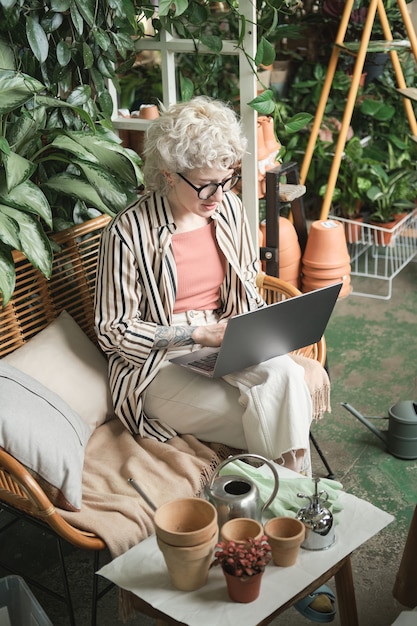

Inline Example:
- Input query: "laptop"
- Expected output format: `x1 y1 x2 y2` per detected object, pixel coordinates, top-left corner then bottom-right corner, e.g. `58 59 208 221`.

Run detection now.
170 282 342 378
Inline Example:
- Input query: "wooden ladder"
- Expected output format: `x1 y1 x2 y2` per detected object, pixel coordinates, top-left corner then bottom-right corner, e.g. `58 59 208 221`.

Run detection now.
298 0 417 221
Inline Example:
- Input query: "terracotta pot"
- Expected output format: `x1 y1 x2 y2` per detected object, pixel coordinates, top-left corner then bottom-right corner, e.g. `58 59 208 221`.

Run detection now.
258 170 266 199
138 104 160 120
258 116 280 154
260 218 302 283
257 121 269 162
258 226 265 248
370 220 396 246
343 216 364 244
157 530 217 591
302 261 352 280
154 497 218 547
220 518 263 544
223 569 263 603
301 271 351 299
370 212 407 246
264 517 305 567
277 218 302 268
279 259 301 289
127 105 159 158
302 220 350 269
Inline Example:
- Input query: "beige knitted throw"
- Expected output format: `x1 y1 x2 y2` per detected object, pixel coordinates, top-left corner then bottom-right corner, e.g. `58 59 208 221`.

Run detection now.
291 354 331 422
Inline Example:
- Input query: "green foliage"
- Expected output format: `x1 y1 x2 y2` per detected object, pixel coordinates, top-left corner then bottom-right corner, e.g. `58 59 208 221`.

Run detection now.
0 0 139 122
319 136 372 217
366 165 417 223
276 49 417 217
0 66 142 305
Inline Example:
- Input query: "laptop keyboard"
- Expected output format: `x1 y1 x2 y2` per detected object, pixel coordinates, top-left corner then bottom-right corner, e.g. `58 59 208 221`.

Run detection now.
188 352 218 372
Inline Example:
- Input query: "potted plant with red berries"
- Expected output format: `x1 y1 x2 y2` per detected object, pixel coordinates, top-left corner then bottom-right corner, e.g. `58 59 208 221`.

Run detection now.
211 535 272 603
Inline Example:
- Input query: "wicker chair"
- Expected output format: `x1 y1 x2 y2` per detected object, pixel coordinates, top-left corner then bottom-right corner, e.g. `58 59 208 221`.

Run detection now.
0 215 111 626
0 215 330 624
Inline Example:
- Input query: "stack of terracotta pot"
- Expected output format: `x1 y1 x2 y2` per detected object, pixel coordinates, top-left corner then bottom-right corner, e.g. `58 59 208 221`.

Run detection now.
153 497 218 591
259 216 302 289
301 220 351 298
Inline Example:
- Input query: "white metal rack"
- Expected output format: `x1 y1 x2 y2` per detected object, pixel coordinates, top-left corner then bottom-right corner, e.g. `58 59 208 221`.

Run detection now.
330 210 417 299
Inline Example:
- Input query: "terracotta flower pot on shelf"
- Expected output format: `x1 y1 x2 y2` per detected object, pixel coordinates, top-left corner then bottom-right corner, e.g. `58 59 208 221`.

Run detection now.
137 104 160 120
343 215 365 244
370 212 408 246
128 104 160 158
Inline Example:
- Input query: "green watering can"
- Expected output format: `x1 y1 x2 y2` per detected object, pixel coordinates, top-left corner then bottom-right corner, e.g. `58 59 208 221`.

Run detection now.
342 401 417 460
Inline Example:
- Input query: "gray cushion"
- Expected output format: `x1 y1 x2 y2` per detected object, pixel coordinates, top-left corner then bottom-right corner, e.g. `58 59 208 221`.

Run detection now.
0 361 91 511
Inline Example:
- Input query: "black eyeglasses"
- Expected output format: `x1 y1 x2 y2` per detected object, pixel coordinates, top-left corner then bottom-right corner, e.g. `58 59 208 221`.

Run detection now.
177 172 241 200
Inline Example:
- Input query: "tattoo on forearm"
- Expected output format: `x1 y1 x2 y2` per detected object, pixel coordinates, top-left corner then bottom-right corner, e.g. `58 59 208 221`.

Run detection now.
153 325 197 349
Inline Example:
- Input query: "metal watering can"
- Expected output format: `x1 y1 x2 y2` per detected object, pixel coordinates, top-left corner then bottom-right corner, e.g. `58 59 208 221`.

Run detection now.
204 453 279 529
342 401 417 460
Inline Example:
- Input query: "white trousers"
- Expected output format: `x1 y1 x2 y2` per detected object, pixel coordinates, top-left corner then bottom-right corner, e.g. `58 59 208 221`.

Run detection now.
143 310 313 463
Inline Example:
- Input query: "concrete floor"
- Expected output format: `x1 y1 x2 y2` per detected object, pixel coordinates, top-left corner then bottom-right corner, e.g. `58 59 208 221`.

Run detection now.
1 260 416 625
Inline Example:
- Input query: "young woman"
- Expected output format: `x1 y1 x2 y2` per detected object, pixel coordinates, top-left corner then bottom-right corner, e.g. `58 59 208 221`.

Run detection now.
94 96 330 473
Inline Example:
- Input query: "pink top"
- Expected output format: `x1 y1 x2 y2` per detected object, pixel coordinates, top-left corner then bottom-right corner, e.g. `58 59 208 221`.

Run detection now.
172 222 226 313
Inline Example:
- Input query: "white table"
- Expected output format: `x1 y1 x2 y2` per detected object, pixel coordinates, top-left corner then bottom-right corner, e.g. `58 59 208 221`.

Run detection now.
98 469 394 626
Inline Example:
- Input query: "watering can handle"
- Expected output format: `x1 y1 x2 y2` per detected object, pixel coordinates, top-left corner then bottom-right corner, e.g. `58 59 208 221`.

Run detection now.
209 453 279 514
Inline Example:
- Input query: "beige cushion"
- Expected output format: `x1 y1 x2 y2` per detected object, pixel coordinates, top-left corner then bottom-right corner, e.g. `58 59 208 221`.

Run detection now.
4 310 113 430
0 361 91 511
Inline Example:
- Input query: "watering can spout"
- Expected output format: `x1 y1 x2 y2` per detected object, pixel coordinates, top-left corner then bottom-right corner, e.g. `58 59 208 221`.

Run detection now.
341 402 388 444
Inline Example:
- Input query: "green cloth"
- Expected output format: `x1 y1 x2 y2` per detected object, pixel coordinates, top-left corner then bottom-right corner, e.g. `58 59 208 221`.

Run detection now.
219 461 344 520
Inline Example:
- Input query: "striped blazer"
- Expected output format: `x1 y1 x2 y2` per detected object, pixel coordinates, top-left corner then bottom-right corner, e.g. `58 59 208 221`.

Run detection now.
94 191 264 440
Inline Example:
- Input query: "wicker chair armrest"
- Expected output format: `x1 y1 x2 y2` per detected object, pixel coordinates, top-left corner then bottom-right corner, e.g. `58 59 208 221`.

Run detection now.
0 449 105 551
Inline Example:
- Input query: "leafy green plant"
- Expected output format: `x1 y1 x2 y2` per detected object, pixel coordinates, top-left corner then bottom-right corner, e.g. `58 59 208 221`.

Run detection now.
0 69 142 305
319 136 372 217
283 62 352 119
366 164 417 223
0 0 140 125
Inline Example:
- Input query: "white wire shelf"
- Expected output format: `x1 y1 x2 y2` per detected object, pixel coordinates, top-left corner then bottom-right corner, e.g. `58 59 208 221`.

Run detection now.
330 209 417 300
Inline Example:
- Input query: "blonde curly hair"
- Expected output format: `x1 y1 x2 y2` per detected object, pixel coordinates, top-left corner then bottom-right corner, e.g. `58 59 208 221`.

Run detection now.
142 96 247 194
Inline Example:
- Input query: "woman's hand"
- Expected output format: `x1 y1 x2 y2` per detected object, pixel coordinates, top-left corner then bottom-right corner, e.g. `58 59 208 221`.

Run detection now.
191 321 227 348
